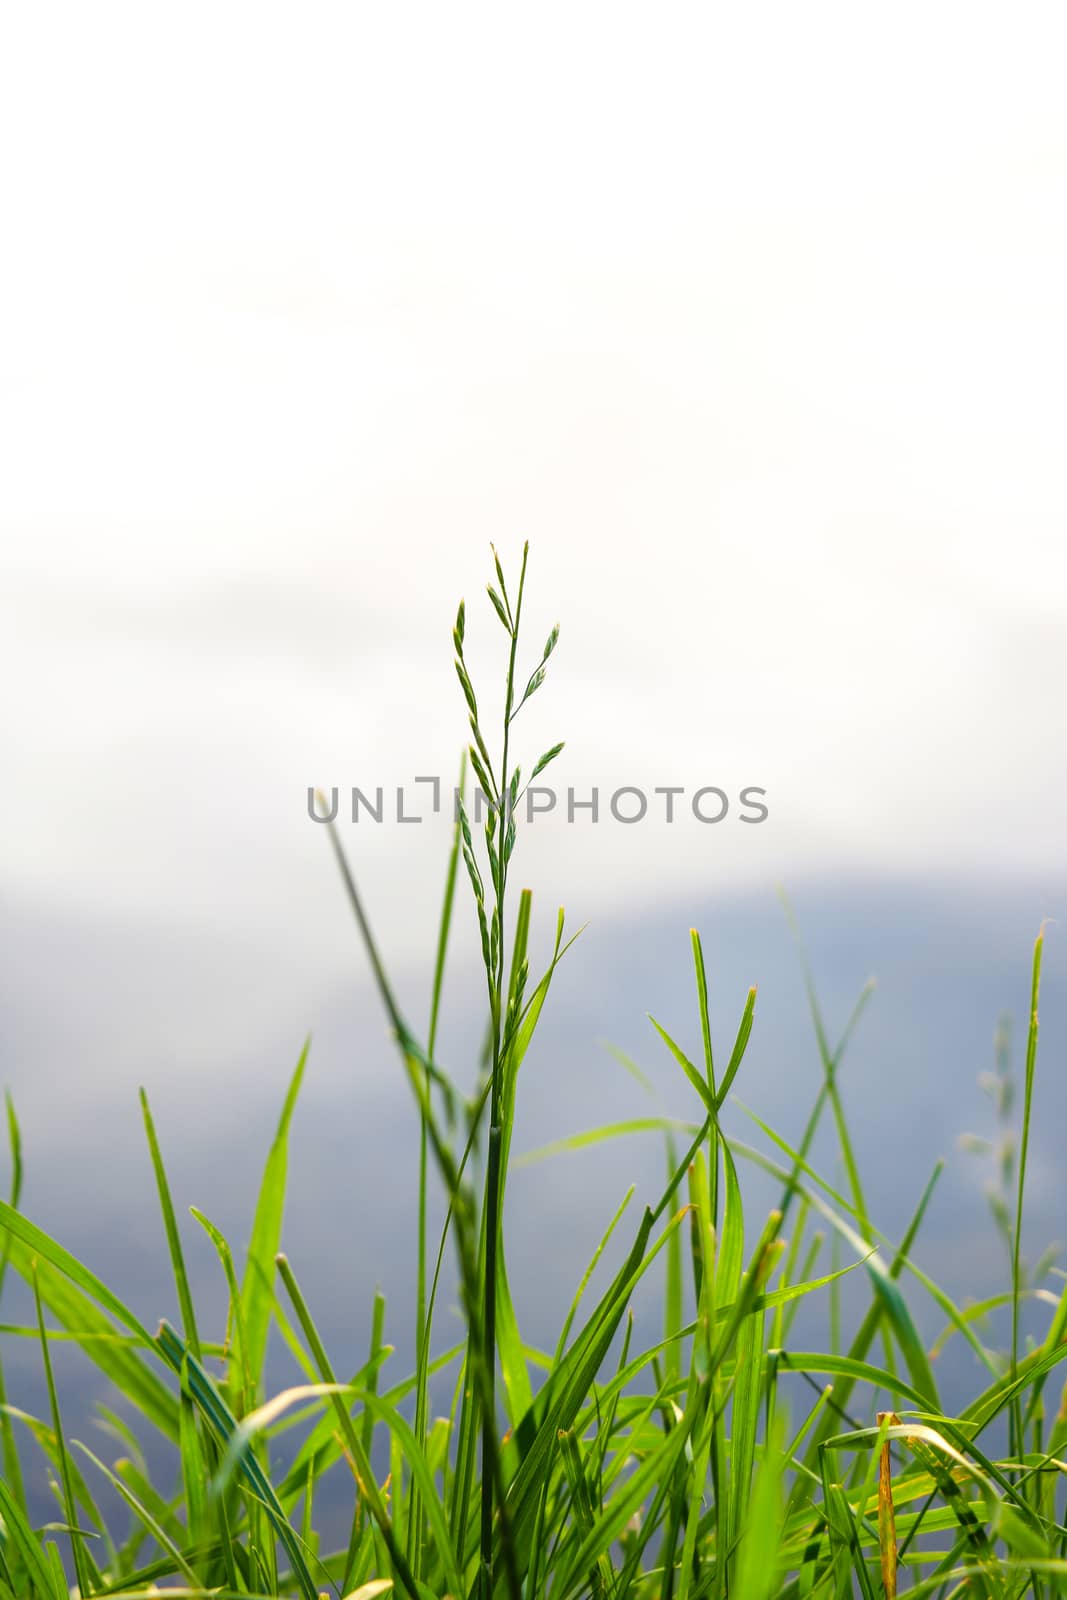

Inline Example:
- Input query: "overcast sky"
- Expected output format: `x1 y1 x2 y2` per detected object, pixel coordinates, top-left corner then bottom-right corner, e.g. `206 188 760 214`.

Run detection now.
2 4 1065 979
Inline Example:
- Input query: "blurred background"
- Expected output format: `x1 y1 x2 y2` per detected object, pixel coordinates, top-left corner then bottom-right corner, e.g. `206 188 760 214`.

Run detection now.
1 0 1065 1544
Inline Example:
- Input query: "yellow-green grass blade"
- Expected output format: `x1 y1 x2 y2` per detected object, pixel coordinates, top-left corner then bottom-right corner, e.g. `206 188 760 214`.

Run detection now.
731 1119 967 1390
726 1297 768 1585
511 1203 700 1593
663 1135 684 1390
716 1137 745 1309
780 894 875 1237
275 1341 400 1506
478 1205 658 1580
514 1117 700 1168
114 1456 185 1547
495 1242 534 1427
0 1094 26 1526
829 1420 1016 1597
211 1381 352 1497
0 1211 178 1441
188 1207 252 1417
0 1202 157 1349
1010 924 1046 1461
497 907 581 1182
733 1410 787 1600
714 983 758 1111
0 1476 63 1600
239 1039 308 1403
0 1403 116 1574
74 1440 201 1589
177 1377 210 1572
558 1426 615 1600
648 1014 716 1120
867 1269 941 1413
569 1402 694 1598
273 1255 429 1600
775 1350 934 1412
677 1161 717 1600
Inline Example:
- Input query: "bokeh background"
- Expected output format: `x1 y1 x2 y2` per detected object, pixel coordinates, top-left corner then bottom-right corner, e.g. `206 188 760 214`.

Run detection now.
2 0 1065 1545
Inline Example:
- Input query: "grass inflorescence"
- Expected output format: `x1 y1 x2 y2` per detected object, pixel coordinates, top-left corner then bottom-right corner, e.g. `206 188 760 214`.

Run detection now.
0 545 1064 1599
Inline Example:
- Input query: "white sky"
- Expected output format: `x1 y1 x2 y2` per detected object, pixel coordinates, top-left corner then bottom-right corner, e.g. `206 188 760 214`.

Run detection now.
2 3 1066 971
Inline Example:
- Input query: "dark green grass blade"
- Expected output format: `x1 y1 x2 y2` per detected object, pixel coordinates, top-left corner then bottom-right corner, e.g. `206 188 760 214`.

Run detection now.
1010 924 1046 1457
139 1089 201 1361
32 1271 93 1599
412 753 466 1578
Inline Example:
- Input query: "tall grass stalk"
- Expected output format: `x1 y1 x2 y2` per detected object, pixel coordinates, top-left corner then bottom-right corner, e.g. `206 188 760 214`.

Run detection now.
0 546 1061 1600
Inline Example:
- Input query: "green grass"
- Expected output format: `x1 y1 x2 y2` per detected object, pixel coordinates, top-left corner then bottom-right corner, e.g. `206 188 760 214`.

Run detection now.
0 544 1064 1599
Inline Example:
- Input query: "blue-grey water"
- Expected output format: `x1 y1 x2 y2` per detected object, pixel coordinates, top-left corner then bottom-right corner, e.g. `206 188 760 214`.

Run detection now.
2 875 1065 1558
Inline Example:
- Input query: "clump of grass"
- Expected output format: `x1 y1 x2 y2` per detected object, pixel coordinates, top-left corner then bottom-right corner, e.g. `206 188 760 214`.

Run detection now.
0 545 1064 1599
